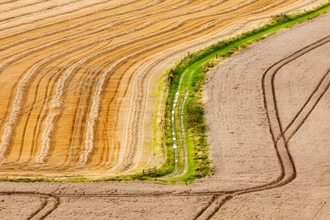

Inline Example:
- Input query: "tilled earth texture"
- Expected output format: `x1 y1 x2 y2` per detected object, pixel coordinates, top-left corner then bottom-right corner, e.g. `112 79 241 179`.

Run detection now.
0 0 330 219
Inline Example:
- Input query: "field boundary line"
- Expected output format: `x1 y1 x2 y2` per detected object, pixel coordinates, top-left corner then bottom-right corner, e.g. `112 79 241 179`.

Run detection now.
199 35 330 219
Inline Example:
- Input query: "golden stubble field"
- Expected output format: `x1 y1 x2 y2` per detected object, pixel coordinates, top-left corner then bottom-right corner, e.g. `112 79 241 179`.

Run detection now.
0 0 329 219
0 0 326 178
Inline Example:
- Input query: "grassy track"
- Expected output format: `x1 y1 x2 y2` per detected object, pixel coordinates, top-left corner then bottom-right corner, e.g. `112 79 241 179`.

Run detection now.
153 0 330 182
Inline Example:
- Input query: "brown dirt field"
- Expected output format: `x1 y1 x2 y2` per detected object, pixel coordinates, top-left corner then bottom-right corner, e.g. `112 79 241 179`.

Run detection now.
206 12 330 219
0 1 330 219
0 195 47 219
48 195 214 219
0 0 327 178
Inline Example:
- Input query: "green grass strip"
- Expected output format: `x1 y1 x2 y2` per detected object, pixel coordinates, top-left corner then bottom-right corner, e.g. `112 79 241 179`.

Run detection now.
151 1 330 183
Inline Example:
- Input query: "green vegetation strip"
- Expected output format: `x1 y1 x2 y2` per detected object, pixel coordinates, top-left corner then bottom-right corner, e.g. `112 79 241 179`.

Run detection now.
1 2 330 183
150 1 330 183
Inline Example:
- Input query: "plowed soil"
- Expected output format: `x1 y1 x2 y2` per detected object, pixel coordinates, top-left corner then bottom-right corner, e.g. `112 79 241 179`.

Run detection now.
0 1 329 219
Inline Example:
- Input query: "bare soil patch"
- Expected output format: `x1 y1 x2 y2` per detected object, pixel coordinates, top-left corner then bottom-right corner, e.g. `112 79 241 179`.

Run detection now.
0 195 45 219
207 11 330 219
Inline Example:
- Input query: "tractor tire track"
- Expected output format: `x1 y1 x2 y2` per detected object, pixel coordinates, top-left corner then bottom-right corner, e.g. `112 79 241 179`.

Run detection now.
195 35 330 219
282 68 330 141
0 191 60 220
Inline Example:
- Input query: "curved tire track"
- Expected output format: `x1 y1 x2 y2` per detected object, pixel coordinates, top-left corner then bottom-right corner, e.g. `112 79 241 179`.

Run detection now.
196 35 330 219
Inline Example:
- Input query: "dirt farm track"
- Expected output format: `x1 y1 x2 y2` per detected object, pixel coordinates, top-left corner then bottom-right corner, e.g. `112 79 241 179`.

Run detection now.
0 0 330 219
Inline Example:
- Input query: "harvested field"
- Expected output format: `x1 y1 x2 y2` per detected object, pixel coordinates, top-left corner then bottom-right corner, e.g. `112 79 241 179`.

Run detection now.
0 2 329 219
0 0 327 178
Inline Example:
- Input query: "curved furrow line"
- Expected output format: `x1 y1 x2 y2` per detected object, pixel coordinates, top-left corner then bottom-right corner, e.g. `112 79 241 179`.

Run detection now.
63 69 107 169
0 66 62 132
54 64 107 169
197 35 330 219
2 0 252 48
266 36 330 142
34 43 112 164
17 43 109 165
0 0 144 36
0 0 199 77
0 0 276 98
94 0 191 169
12 64 74 165
0 0 113 27
0 0 52 13
283 68 330 141
28 196 60 220
14 69 56 164
0 0 87 23
0 191 60 220
280 0 326 14
0 12 171 119
0 0 208 55
97 0 312 162
0 63 44 162
89 57 158 170
67 78 92 167
0 67 108 167
47 27 188 109
0 0 175 51
251 0 285 14
27 66 64 164
0 1 224 127
1 30 114 124
0 36 114 162
0 0 121 48
35 115 56 164
0 0 19 5
82 61 118 169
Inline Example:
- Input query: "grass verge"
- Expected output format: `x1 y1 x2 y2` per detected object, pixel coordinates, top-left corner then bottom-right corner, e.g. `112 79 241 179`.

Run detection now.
150 1 330 182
